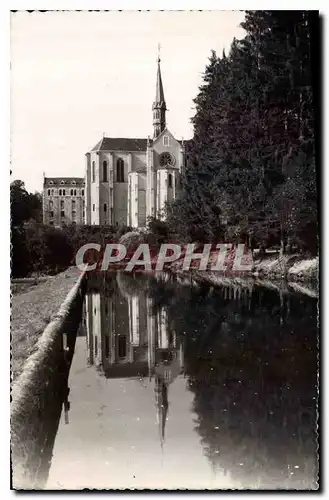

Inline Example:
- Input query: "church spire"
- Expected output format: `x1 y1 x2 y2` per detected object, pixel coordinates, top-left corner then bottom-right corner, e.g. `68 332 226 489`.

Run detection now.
152 44 166 138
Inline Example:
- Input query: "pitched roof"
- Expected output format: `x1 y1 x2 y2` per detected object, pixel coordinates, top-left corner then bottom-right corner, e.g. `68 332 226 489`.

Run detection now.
155 59 166 106
91 137 149 152
44 177 85 186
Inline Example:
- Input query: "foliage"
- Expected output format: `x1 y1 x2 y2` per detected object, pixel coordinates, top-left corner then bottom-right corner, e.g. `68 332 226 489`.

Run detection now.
168 11 318 254
11 180 42 227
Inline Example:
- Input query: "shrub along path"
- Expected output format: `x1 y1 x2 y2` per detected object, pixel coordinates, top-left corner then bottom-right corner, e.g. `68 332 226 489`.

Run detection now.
11 267 82 382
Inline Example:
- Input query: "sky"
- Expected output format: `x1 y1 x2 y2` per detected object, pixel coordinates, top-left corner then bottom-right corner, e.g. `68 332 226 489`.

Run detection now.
11 10 245 193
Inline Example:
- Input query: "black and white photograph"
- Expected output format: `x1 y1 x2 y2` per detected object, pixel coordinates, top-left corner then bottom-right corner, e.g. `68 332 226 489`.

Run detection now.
9 8 320 491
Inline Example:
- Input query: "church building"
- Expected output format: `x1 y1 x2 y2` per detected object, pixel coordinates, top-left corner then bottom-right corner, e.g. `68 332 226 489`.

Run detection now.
85 54 187 227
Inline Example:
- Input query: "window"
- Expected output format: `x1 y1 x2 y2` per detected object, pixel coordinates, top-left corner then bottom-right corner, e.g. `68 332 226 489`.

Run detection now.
63 189 66 196
51 189 54 196
159 152 173 167
49 201 53 210
60 210 65 217
116 158 124 183
82 189 84 196
93 204 95 212
118 336 127 358
60 200 64 209
72 200 76 209
92 161 95 182
59 189 62 196
47 189 50 196
72 180 76 185
168 173 173 188
70 189 73 196
49 180 53 185
104 203 107 213
72 210 76 220
103 160 108 182
49 211 54 218
163 135 169 146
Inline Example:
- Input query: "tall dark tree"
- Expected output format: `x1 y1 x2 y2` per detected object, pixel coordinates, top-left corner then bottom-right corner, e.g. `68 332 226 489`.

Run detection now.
168 11 318 254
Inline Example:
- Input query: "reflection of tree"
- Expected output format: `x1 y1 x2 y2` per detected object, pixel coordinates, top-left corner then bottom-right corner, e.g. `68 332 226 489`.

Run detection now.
149 278 318 489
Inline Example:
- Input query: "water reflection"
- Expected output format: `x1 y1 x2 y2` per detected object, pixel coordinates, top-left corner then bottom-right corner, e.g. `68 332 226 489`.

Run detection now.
47 272 318 490
84 272 184 448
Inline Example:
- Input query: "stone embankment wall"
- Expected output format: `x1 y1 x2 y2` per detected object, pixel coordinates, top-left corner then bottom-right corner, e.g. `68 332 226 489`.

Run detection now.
11 271 86 490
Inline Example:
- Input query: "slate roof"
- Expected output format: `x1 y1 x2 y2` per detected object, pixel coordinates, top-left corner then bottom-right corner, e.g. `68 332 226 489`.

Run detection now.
90 136 191 153
44 177 85 186
91 137 149 152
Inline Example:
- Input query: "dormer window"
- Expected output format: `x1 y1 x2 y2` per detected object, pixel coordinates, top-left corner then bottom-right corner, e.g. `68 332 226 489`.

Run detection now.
49 181 53 185
72 180 76 185
61 180 65 185
163 135 169 146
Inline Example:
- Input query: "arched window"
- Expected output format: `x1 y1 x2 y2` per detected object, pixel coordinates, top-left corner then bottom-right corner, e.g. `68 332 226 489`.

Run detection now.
103 160 108 182
82 189 84 196
168 173 173 188
47 189 50 196
51 189 54 196
92 161 95 182
116 158 124 183
70 189 73 196
59 189 62 196
74 189 76 196
104 203 107 213
49 200 53 210
63 189 66 196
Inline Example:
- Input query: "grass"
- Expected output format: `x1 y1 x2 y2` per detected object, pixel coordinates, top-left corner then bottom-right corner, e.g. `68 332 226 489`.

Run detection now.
11 267 82 382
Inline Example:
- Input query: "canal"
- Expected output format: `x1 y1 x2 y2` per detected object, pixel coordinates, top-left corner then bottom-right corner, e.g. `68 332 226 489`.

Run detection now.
46 271 318 490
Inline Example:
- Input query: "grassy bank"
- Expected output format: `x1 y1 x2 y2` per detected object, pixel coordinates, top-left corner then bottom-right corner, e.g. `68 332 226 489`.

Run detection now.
254 253 319 281
11 267 82 382
168 250 318 297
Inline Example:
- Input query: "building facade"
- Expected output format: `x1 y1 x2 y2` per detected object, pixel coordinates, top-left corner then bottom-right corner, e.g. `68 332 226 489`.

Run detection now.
85 56 187 227
43 176 85 226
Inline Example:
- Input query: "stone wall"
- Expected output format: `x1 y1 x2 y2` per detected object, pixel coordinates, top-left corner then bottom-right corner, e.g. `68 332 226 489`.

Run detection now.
11 272 86 490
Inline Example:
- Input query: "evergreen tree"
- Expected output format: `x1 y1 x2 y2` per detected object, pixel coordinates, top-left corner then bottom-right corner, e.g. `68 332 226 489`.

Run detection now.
168 10 318 254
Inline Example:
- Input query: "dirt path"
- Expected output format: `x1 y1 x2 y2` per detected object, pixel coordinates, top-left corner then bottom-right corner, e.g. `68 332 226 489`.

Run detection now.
11 267 83 382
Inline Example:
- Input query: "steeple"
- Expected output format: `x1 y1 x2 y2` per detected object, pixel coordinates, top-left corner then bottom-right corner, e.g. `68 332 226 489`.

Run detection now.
155 375 168 450
152 44 167 138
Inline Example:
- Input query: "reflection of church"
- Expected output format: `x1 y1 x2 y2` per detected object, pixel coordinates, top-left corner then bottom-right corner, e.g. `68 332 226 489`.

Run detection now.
84 272 184 446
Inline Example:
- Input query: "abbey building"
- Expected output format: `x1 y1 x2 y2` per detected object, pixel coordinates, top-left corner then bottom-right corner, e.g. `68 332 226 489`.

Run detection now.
85 56 187 227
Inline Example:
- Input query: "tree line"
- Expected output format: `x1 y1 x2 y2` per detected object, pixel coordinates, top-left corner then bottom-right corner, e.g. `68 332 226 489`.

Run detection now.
10 180 133 277
168 11 318 255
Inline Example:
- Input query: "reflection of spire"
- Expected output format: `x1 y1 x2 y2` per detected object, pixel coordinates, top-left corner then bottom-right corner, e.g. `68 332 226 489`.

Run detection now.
64 387 70 424
155 375 168 450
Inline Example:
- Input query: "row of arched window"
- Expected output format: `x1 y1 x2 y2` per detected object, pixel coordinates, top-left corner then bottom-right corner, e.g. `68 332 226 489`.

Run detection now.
91 158 125 183
47 188 84 197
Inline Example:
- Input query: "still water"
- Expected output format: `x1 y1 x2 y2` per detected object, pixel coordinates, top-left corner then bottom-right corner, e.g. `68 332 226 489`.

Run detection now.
47 272 318 490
